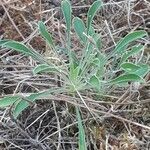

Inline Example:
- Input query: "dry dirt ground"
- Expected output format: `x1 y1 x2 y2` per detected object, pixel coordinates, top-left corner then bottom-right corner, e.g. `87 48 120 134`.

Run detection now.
0 0 150 150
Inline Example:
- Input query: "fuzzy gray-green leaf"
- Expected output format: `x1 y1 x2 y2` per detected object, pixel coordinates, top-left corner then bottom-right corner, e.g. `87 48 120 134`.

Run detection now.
76 107 87 150
61 0 72 34
2 41 45 63
38 21 55 48
114 30 147 54
73 17 86 43
89 75 100 89
33 64 61 75
121 62 141 73
109 74 144 84
121 45 144 64
13 88 64 118
0 96 21 107
3 41 34 55
134 64 150 77
93 33 101 50
0 39 10 46
87 0 102 34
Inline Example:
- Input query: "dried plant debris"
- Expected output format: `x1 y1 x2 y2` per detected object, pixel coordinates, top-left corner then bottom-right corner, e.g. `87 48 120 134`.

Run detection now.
0 0 150 149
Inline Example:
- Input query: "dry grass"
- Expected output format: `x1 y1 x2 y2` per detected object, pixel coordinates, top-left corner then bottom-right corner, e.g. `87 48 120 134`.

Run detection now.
0 0 150 149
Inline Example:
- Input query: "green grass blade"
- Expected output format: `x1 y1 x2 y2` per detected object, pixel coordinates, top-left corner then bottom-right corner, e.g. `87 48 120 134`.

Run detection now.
0 96 21 107
76 107 87 150
73 17 86 43
87 0 102 35
121 62 141 73
109 74 144 84
38 21 55 49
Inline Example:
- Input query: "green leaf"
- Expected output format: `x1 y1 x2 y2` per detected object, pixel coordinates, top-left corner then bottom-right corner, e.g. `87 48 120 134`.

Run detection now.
92 53 106 66
76 107 87 150
93 33 101 50
89 75 100 89
121 62 141 73
0 39 10 46
33 64 61 75
0 96 21 107
134 64 150 77
3 41 33 55
73 17 86 43
38 21 55 49
2 41 46 63
114 31 147 54
71 51 79 64
13 93 42 118
61 0 72 35
92 58 100 66
92 55 105 80
89 26 95 36
121 45 144 63
13 88 64 118
87 0 102 34
61 0 72 59
94 54 106 78
109 74 144 84
69 62 80 80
